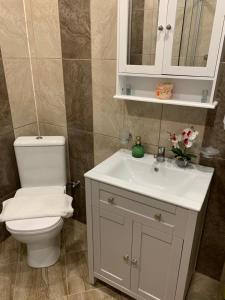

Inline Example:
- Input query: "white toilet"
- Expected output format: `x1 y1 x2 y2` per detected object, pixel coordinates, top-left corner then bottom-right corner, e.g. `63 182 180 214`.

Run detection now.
6 136 67 268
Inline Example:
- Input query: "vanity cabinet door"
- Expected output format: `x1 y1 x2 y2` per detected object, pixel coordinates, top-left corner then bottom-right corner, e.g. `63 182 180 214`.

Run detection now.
131 222 183 300
163 0 225 77
93 204 132 289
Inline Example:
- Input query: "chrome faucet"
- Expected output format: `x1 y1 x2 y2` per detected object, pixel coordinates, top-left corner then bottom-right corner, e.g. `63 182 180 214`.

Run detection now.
155 146 166 162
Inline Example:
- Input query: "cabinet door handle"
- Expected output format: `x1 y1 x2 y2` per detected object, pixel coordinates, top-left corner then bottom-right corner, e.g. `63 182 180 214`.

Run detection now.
131 258 138 266
158 25 164 31
154 213 162 222
166 24 172 30
108 197 115 204
123 255 130 262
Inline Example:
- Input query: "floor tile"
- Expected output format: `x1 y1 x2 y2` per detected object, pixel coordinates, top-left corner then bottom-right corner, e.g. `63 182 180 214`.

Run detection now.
0 236 20 266
0 263 17 300
13 262 49 300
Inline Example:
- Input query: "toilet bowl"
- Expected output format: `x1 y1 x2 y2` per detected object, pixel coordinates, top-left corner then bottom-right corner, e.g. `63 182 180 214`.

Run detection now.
6 186 65 268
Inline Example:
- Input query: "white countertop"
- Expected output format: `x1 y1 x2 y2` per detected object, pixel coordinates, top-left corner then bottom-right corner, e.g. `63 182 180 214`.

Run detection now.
85 149 214 212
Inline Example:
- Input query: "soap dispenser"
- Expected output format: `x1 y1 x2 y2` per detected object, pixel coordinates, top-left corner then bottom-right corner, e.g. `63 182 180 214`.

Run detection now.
132 136 145 158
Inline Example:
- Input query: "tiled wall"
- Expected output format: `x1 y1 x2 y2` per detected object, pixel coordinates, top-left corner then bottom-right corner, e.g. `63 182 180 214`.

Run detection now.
0 48 20 241
197 57 225 280
59 0 94 223
26 0 67 138
0 0 38 137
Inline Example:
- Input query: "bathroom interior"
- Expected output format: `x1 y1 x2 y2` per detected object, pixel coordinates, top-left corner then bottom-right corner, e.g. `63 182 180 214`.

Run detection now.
0 0 224 299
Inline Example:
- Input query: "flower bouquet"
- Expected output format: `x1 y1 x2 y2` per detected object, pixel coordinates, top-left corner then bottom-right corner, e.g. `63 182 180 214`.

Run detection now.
169 127 199 167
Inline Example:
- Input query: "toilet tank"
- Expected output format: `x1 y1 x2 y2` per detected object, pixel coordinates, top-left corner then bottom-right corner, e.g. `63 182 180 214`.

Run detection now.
14 136 67 188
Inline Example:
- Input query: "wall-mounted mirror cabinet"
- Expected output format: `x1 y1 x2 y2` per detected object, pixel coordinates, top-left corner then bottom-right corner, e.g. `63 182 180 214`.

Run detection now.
115 0 225 109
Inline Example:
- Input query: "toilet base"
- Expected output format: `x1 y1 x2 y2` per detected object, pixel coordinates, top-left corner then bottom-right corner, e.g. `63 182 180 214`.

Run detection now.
27 234 61 268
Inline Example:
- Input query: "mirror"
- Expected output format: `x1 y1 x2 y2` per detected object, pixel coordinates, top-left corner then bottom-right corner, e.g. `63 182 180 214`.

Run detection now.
172 0 217 67
128 0 160 65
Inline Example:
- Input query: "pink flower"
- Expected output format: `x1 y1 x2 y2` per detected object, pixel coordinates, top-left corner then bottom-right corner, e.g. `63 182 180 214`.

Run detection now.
182 128 199 141
169 133 180 148
183 138 193 148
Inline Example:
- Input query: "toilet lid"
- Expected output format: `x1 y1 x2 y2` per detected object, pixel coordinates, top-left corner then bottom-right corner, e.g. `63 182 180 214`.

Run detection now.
6 216 61 232
6 185 65 232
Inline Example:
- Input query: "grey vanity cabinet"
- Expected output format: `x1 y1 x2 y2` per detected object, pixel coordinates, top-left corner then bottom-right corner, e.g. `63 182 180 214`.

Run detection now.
86 180 206 300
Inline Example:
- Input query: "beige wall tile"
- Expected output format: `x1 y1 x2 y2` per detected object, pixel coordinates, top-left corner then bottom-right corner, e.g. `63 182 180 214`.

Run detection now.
92 59 124 138
124 102 162 146
3 58 37 128
159 106 207 156
14 122 38 138
39 123 70 179
39 122 67 138
91 0 117 59
27 0 62 58
94 133 120 165
33 58 66 127
0 0 29 58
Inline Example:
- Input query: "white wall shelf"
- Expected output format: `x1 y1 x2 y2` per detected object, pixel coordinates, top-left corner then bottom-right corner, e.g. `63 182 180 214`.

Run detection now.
114 95 218 109
116 0 225 111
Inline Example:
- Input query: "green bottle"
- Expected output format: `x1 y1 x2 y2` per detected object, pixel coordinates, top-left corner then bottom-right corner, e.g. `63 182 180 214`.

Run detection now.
132 136 145 158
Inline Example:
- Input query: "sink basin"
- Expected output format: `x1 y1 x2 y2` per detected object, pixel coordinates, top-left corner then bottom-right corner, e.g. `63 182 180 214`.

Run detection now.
85 149 214 211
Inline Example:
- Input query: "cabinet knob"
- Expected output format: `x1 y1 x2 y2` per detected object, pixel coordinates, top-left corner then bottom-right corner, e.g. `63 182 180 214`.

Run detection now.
108 197 115 204
154 213 162 222
131 258 138 266
123 255 130 262
166 24 172 30
158 25 164 31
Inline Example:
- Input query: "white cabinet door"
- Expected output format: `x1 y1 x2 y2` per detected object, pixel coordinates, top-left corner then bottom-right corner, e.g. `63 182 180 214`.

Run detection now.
163 0 225 77
131 223 183 300
118 0 169 75
93 203 132 289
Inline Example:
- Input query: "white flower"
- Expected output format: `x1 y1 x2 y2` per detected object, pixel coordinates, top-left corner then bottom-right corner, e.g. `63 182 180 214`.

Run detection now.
182 128 199 141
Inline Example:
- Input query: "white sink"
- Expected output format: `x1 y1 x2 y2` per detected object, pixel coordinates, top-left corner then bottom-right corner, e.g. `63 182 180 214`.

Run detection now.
85 149 214 211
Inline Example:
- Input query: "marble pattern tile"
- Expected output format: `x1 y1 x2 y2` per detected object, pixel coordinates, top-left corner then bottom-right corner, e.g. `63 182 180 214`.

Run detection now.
27 0 62 58
0 59 14 136
125 102 162 146
197 62 225 280
0 133 20 200
91 0 117 60
159 106 207 157
39 123 67 138
92 60 124 138
33 58 67 127
197 159 225 280
3 58 37 128
187 272 220 300
0 0 29 58
0 219 220 300
201 63 225 159
59 0 91 59
63 59 93 132
68 128 94 187
67 128 94 223
94 133 120 166
14 123 38 138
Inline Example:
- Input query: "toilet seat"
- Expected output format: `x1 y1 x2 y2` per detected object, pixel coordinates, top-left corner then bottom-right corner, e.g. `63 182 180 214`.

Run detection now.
6 185 65 234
